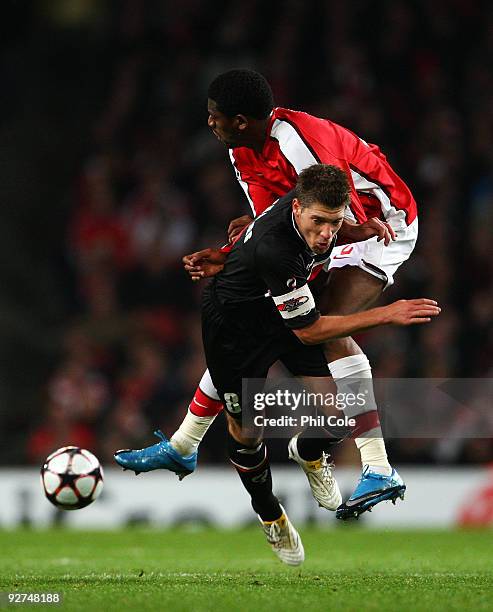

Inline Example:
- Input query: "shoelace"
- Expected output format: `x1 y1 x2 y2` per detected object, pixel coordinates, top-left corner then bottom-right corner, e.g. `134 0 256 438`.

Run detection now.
321 451 335 482
362 466 388 481
153 430 168 443
267 521 282 547
353 468 388 492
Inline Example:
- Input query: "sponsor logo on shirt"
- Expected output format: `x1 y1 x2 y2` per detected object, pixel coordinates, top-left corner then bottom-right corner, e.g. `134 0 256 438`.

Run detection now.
277 295 309 313
273 284 316 320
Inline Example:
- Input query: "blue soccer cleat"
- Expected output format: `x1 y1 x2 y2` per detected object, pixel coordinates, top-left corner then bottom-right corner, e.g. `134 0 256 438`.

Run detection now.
336 466 406 520
114 430 197 480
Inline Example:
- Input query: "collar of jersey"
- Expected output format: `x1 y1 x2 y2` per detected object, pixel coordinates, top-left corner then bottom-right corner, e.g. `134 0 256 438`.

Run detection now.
260 110 278 157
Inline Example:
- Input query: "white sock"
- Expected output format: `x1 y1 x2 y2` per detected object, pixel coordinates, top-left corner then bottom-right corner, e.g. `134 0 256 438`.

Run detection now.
170 409 216 456
355 432 392 475
170 370 221 456
328 354 391 474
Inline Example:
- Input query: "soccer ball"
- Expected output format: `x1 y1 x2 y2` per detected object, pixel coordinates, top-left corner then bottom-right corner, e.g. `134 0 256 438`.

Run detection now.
40 446 104 510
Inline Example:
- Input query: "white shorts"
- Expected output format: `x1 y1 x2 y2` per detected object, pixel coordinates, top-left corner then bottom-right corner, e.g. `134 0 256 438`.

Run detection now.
327 217 418 288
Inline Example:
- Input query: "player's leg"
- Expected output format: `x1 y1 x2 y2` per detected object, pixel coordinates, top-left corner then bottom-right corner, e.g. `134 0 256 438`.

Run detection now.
226 414 281 521
169 369 223 456
319 266 391 469
319 265 406 518
287 428 343 511
280 345 343 510
226 412 304 566
204 302 305 566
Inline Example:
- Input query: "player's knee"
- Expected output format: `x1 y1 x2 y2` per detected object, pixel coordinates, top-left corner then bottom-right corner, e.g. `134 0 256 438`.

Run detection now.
323 336 363 361
226 416 262 447
328 353 372 378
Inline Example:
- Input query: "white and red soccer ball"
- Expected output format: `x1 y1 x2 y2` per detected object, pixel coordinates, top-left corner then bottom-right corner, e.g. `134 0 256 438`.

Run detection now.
41 446 104 510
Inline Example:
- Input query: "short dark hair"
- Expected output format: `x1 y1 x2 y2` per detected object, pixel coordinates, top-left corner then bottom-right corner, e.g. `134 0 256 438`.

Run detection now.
295 164 350 210
208 69 274 119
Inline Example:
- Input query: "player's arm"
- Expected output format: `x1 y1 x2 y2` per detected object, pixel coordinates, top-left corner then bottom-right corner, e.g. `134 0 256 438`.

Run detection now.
228 215 254 242
294 299 440 345
185 161 281 276
183 208 262 281
185 190 298 281
268 273 440 343
255 240 440 342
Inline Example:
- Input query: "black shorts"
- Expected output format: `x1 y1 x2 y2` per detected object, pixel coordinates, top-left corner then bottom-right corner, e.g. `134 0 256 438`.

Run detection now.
202 285 328 420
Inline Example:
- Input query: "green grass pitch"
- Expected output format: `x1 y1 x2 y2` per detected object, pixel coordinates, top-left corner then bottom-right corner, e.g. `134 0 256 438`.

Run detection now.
0 528 491 611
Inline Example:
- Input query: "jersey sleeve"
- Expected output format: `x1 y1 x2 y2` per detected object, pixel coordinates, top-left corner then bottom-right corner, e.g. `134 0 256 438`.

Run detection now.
254 236 320 330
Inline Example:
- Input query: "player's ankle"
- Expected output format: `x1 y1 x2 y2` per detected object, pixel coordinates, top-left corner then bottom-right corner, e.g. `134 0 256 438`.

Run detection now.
170 410 216 456
169 432 198 456
254 496 283 522
356 435 391 475
295 428 341 461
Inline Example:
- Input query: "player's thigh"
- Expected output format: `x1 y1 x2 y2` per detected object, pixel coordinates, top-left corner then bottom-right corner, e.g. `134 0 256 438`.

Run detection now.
319 266 385 315
203 324 272 441
202 290 265 408
279 342 337 415
279 340 329 378
214 368 267 445
318 266 385 361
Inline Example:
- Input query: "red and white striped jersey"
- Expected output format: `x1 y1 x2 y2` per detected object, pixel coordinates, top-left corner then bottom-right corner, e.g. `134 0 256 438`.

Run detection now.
229 107 417 226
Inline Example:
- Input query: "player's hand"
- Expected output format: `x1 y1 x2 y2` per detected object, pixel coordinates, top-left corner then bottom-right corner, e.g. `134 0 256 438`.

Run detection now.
342 218 396 246
383 299 441 325
227 215 253 242
182 248 227 281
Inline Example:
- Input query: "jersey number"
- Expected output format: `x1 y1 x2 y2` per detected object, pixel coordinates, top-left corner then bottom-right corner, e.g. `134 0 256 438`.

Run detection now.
224 392 241 414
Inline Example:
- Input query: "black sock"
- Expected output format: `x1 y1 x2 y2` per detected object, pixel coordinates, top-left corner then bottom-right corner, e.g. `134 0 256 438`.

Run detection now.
296 426 345 461
228 434 282 522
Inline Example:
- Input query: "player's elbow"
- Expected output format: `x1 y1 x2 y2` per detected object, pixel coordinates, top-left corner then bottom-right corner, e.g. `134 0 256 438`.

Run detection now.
293 326 318 345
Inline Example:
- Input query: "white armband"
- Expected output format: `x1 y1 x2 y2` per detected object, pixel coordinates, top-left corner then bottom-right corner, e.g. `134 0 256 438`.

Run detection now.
272 284 316 320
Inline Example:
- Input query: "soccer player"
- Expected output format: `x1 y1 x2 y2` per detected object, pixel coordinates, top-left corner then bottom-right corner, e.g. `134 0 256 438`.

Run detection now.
115 69 419 520
119 165 438 564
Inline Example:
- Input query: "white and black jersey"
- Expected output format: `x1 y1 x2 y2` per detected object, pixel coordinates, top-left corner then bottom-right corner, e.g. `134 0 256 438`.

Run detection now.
202 192 332 418
213 192 335 331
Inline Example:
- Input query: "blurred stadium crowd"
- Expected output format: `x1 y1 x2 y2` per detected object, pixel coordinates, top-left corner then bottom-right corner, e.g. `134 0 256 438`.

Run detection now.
1 0 492 466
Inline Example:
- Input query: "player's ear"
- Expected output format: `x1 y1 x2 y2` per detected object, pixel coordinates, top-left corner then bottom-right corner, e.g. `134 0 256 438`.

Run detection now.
236 114 249 132
292 198 302 217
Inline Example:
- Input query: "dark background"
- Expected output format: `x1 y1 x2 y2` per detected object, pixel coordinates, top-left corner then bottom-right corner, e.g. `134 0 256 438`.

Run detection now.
0 0 491 467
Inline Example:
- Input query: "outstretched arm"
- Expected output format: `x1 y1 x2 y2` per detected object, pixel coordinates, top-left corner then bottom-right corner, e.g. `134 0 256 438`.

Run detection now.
294 299 440 344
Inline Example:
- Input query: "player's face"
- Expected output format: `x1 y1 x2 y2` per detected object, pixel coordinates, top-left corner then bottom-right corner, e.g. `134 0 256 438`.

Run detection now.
293 199 345 254
207 99 245 147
